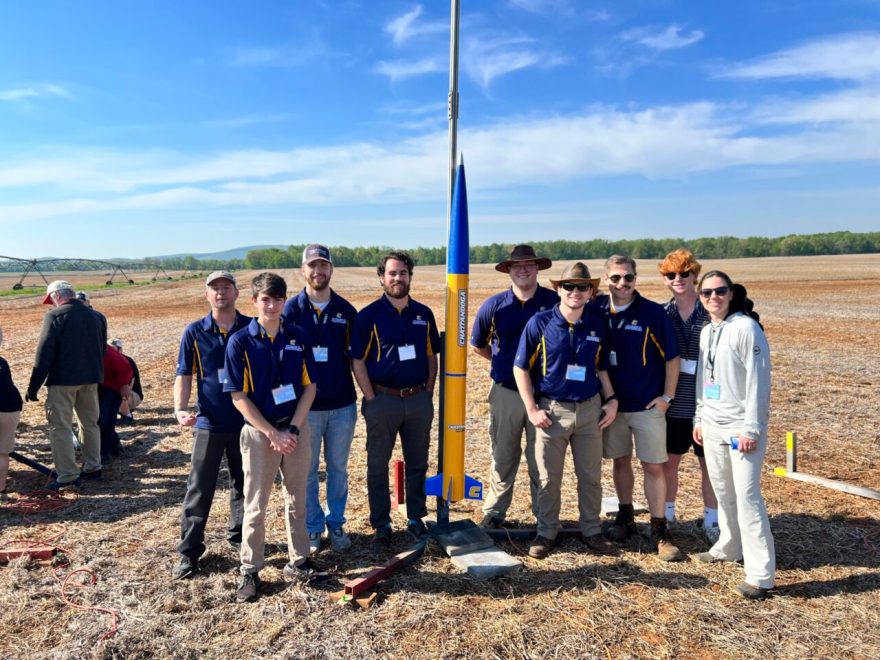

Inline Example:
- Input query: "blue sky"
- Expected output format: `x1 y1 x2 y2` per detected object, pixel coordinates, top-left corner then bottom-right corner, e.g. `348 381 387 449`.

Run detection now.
1 1 879 259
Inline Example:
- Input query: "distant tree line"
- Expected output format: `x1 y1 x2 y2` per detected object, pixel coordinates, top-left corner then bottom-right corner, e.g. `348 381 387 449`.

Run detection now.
2 231 876 273
241 231 880 269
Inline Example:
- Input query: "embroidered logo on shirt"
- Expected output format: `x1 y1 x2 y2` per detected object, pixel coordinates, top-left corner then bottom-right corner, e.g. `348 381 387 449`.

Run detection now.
284 344 303 352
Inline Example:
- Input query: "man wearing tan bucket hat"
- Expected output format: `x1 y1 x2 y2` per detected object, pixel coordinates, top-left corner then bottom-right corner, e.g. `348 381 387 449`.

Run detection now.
513 262 619 559
470 245 559 529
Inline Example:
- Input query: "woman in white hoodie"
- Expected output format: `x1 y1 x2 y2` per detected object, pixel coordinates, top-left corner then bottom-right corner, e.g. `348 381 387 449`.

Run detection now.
692 271 774 600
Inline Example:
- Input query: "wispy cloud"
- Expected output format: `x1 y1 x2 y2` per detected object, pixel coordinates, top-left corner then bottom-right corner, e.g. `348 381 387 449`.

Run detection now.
374 57 446 82
508 0 573 14
464 35 569 90
621 24 704 51
4 87 880 226
385 5 446 46
718 32 880 81
0 84 72 102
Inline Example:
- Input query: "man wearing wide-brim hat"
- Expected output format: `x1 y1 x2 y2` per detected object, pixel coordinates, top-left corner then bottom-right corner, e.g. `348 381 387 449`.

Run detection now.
471 245 559 529
512 262 620 559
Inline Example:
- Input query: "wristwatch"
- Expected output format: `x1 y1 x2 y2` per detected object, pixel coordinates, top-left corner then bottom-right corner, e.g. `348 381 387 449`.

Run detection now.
660 394 674 404
289 425 301 435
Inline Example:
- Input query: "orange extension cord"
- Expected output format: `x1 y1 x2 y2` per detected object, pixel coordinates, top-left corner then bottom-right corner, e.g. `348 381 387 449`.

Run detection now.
1 489 119 643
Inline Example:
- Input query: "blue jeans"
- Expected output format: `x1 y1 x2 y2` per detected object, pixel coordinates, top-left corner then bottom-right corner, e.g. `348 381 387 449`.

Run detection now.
306 403 357 534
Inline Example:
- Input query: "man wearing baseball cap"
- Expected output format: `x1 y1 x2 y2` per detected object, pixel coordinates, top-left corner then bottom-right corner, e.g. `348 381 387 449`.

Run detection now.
26 280 107 489
282 244 358 553
470 245 559 529
172 270 251 580
513 263 619 559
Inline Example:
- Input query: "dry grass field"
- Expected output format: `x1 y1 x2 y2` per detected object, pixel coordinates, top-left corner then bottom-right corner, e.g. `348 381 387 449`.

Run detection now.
0 254 878 659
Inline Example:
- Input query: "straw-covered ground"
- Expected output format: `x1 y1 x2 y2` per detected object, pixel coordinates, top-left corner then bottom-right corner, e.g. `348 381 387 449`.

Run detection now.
1 254 878 659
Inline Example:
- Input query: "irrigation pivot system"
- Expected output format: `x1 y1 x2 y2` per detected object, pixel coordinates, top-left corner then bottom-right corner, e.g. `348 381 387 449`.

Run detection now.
0 255 176 290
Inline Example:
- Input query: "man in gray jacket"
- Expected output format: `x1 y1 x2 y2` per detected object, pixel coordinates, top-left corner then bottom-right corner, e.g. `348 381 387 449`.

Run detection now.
26 280 107 489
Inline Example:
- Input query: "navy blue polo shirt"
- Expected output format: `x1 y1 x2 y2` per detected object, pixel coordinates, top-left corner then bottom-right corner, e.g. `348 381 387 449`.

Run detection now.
283 289 357 411
514 305 608 402
597 292 679 412
471 285 559 389
223 319 315 425
176 311 251 432
350 295 441 389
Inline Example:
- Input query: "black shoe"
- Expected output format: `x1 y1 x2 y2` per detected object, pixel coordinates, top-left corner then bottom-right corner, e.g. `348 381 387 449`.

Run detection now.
283 558 330 584
405 518 429 542
736 582 770 600
46 478 81 491
81 469 103 481
236 572 261 603
478 514 505 530
172 555 200 580
607 507 638 542
371 524 392 548
528 535 555 559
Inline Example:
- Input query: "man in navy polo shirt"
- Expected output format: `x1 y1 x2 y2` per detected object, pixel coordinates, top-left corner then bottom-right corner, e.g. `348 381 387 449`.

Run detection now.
172 270 251 580
351 251 441 547
598 255 683 562
283 244 358 554
513 263 619 559
225 272 322 603
470 244 558 529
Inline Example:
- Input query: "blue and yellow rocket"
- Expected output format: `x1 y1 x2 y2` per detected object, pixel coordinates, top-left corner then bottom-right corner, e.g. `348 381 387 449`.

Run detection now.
426 159 483 503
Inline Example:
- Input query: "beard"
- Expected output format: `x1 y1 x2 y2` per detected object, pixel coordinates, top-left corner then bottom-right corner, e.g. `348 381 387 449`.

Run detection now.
383 280 410 299
308 276 329 291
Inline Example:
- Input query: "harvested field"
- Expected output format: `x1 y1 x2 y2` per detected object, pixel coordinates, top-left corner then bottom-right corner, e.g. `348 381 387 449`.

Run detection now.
1 254 878 659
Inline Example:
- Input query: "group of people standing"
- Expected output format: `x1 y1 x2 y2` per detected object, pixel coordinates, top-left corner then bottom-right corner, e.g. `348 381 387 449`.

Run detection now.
0 281 142 500
171 242 774 604
473 246 775 599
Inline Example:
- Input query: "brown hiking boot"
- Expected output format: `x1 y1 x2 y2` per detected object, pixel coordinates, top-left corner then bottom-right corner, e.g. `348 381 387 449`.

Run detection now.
607 504 637 542
582 533 620 556
528 535 554 559
651 517 683 562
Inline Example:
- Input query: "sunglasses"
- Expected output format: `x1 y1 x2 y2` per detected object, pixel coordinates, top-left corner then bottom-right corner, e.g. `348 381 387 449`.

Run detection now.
560 282 591 292
608 273 635 283
700 286 730 298
663 271 692 280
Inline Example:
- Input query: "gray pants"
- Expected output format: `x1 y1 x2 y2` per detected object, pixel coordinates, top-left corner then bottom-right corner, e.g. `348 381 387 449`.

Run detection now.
46 384 100 483
363 391 433 529
239 423 311 575
534 395 603 540
482 383 539 521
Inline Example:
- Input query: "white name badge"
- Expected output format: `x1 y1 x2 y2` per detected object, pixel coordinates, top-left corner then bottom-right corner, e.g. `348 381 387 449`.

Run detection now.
398 344 417 361
704 383 721 400
566 364 587 382
680 359 697 375
609 351 618 366
272 384 296 404
217 368 227 384
313 346 328 362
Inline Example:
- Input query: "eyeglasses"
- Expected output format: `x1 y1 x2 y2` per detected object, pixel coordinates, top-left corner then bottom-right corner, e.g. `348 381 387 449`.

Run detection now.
699 286 730 298
560 283 591 292
663 271 691 280
608 273 635 283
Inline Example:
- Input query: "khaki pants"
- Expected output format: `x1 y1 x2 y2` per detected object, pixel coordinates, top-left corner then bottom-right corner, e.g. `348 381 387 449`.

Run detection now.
534 395 604 540
46 384 100 482
239 423 311 575
482 383 539 520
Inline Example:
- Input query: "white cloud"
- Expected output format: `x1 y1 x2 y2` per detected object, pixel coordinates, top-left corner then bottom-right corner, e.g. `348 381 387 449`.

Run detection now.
3 89 880 224
0 84 72 102
463 35 569 90
621 24 704 51
374 57 446 82
203 114 294 129
385 5 446 46
227 38 328 68
508 0 574 14
719 32 880 81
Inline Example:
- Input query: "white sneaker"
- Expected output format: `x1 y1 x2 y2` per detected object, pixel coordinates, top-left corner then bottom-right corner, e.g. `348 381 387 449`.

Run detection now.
704 524 720 545
308 531 322 555
327 526 352 552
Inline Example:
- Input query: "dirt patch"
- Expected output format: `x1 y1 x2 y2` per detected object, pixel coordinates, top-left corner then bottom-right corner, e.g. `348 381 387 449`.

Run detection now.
1 255 879 658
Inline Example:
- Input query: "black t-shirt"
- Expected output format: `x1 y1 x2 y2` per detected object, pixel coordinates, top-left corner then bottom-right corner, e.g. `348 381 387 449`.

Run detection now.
0 357 23 413
126 356 143 399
